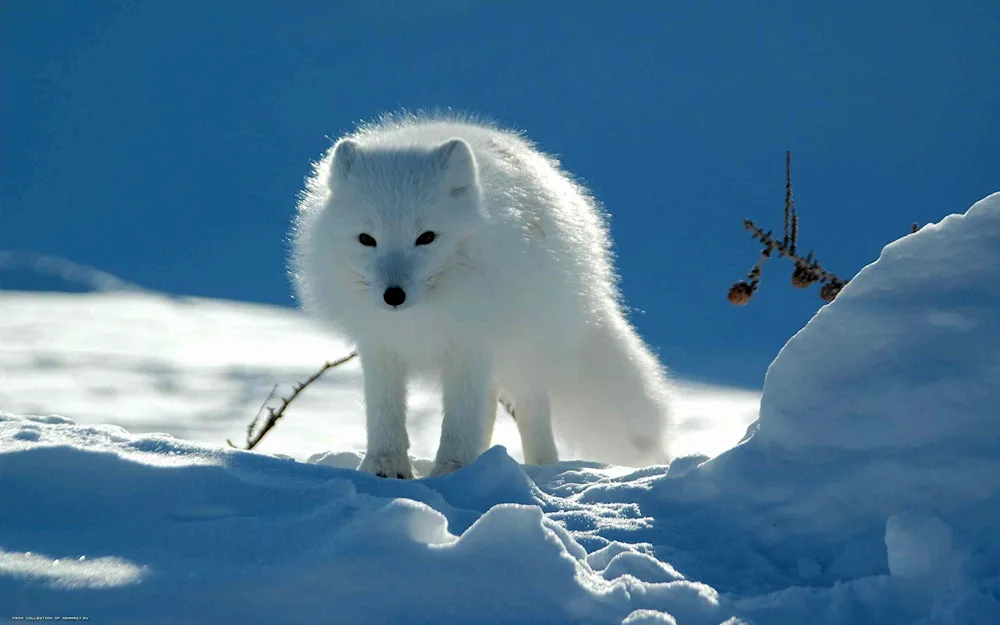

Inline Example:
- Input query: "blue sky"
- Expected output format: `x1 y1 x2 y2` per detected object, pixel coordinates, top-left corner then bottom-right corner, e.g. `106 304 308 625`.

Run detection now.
3 0 998 388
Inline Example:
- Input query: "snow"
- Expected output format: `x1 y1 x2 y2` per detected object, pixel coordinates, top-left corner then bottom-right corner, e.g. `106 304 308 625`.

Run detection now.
884 512 962 581
1 192 998 623
0 415 734 624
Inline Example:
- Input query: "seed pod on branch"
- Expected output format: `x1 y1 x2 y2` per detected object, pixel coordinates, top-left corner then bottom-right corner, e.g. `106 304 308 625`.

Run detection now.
820 280 846 303
791 262 820 288
728 281 755 305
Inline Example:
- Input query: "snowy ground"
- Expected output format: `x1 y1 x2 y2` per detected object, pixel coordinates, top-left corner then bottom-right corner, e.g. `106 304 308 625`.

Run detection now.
1 192 998 624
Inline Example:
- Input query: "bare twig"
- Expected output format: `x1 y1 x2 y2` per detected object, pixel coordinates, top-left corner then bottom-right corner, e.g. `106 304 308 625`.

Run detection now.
243 383 279 446
498 395 517 421
741 220 842 284
784 150 795 253
783 153 791 250
227 352 358 450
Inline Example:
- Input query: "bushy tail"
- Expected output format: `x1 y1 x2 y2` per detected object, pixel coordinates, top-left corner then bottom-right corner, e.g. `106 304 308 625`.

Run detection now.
550 311 674 467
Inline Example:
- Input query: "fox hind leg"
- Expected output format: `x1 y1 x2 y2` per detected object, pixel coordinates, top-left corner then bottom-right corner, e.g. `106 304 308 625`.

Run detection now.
507 390 559 466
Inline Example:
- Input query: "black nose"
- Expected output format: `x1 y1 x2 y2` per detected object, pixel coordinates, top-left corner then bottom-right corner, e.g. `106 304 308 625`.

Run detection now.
383 286 406 307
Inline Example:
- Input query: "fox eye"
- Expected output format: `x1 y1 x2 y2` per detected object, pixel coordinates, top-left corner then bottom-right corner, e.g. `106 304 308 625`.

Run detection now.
415 231 436 246
358 233 377 247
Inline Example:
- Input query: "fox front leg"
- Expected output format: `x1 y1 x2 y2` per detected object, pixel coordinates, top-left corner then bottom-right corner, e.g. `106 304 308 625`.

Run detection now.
357 347 413 479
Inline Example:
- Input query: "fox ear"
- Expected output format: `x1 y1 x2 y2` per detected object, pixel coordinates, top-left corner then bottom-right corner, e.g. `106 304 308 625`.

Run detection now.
434 139 479 197
330 139 359 180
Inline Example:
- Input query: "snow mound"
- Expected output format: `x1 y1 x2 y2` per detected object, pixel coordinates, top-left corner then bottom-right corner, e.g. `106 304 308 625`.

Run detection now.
757 192 1000 451
720 192 1000 622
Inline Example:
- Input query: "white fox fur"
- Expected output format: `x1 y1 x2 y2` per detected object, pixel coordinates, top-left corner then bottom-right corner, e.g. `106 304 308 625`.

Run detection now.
291 114 673 477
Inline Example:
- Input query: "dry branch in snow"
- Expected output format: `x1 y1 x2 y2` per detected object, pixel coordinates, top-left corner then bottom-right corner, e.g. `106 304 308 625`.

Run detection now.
228 352 358 450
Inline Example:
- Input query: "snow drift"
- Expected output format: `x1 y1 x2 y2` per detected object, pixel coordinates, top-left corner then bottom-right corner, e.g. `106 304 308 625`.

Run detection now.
757 191 1000 451
0 415 733 624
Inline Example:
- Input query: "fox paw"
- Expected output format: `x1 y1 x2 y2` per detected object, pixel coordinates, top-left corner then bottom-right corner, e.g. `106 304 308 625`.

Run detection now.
359 452 413 479
429 460 467 477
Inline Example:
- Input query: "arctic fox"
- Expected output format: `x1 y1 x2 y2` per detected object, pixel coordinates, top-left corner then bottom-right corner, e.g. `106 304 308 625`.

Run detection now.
291 114 673 477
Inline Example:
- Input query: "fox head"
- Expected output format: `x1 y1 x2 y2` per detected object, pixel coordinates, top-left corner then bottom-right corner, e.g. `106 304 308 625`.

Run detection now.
316 137 487 311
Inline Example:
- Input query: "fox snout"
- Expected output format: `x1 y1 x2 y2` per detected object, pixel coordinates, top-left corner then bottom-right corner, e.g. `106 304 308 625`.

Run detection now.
375 252 416 309
383 286 406 307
